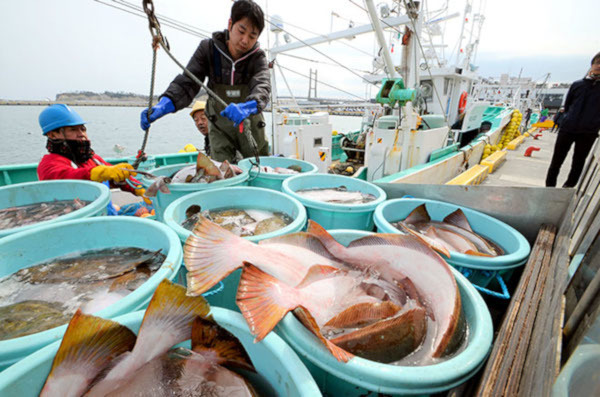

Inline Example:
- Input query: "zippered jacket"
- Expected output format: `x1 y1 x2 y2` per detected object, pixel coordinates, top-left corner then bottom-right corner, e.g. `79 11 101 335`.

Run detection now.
162 30 271 112
560 78 600 135
37 153 137 193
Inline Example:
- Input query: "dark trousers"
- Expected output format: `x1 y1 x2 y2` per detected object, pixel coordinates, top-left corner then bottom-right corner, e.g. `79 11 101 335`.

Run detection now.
546 131 598 187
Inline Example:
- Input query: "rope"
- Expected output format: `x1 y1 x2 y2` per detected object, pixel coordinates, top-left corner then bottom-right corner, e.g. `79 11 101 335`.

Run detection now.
132 42 157 170
139 0 260 165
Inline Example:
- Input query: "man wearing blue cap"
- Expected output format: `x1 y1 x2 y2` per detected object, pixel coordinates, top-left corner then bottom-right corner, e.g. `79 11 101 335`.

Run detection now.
37 104 149 202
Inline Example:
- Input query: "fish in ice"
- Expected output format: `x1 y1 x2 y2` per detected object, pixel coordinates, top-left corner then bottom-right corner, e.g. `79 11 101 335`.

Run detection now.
171 152 242 184
295 186 376 204
257 165 300 174
0 199 89 230
183 216 345 296
41 279 258 396
237 263 425 363
394 204 503 257
307 221 465 359
0 300 71 340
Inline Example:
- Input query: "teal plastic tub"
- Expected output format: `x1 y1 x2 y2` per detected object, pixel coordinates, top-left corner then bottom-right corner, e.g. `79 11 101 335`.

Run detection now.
275 230 494 396
282 173 387 231
163 186 307 311
0 308 321 396
0 217 182 371
0 180 110 239
552 344 600 396
238 156 318 191
374 198 531 298
140 163 249 222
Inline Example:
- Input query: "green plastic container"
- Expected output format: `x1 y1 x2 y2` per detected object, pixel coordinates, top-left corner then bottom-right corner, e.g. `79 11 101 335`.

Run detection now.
163 186 307 311
140 164 249 222
0 308 321 396
238 157 318 191
275 230 494 396
282 173 387 231
0 180 110 239
0 217 182 370
374 198 530 298
552 344 600 396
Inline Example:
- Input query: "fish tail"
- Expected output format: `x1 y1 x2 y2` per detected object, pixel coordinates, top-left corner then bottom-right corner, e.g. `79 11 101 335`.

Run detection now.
191 316 255 372
236 264 301 342
40 309 136 397
135 279 211 361
294 307 354 363
306 220 347 255
184 216 253 296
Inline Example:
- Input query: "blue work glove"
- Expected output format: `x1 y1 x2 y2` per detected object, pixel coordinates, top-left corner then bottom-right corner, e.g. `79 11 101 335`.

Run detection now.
140 96 175 130
220 100 258 127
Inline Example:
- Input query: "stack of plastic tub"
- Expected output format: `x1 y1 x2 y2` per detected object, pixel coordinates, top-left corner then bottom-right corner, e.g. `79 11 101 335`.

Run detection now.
0 180 110 239
275 230 494 396
237 156 318 191
163 186 307 311
139 163 249 222
374 198 531 299
282 173 386 230
0 217 183 370
0 308 321 397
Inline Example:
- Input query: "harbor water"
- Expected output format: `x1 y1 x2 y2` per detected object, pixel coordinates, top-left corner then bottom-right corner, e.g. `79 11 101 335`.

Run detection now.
0 105 362 165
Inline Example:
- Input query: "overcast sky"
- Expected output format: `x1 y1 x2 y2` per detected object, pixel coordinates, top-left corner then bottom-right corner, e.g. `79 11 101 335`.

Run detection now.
1 0 598 101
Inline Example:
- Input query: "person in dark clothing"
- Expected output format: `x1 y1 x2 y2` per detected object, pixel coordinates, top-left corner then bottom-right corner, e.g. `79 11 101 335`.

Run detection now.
546 52 600 188
140 0 270 163
550 108 564 133
523 108 532 129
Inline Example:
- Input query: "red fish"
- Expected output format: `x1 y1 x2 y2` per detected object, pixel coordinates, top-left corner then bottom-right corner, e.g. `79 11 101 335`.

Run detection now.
183 216 345 295
307 221 463 358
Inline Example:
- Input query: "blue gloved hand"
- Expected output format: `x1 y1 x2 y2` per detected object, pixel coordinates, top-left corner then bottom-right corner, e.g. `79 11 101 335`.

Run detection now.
140 96 176 130
220 100 258 127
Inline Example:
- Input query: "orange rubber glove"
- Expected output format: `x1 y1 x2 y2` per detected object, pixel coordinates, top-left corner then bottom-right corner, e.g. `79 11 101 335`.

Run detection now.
90 163 135 183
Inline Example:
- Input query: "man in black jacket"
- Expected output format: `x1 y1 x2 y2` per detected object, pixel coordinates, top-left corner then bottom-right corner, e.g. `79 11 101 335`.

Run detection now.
140 0 270 163
546 52 600 188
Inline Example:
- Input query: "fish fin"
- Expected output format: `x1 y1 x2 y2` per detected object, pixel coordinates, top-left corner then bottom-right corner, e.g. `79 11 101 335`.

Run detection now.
403 204 431 225
324 302 402 329
196 152 222 178
331 307 427 363
236 264 301 342
464 250 493 257
398 223 451 258
134 279 210 364
40 310 136 397
443 209 473 231
258 232 339 262
184 216 253 296
306 220 347 253
294 264 341 289
294 307 354 363
191 316 255 372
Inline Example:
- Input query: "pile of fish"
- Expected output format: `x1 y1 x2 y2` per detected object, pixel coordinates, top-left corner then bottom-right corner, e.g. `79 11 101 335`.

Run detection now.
41 280 271 396
392 204 504 257
146 152 243 197
0 198 89 230
295 186 376 204
182 206 293 237
0 247 165 341
184 217 466 365
256 165 302 175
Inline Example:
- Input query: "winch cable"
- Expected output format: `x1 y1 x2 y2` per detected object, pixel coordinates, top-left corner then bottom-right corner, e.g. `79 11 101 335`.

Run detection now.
139 0 260 168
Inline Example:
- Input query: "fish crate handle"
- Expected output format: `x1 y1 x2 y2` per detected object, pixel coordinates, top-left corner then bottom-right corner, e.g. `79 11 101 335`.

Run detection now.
459 267 511 300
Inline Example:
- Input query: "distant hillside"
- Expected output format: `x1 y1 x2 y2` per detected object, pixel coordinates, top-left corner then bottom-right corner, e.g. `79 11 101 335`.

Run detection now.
55 91 156 103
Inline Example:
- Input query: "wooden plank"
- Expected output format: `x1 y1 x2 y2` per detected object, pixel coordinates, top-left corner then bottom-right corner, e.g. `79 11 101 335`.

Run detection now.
567 168 600 240
569 185 600 255
564 289 600 358
570 210 600 261
518 229 569 395
565 233 600 320
504 226 556 396
474 225 554 396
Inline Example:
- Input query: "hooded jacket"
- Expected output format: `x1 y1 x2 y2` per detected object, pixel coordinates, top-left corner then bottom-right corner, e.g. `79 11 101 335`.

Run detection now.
559 77 600 135
162 30 271 112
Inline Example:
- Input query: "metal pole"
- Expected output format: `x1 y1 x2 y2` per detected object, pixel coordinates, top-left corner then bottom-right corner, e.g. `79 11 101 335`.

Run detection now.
365 0 397 78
